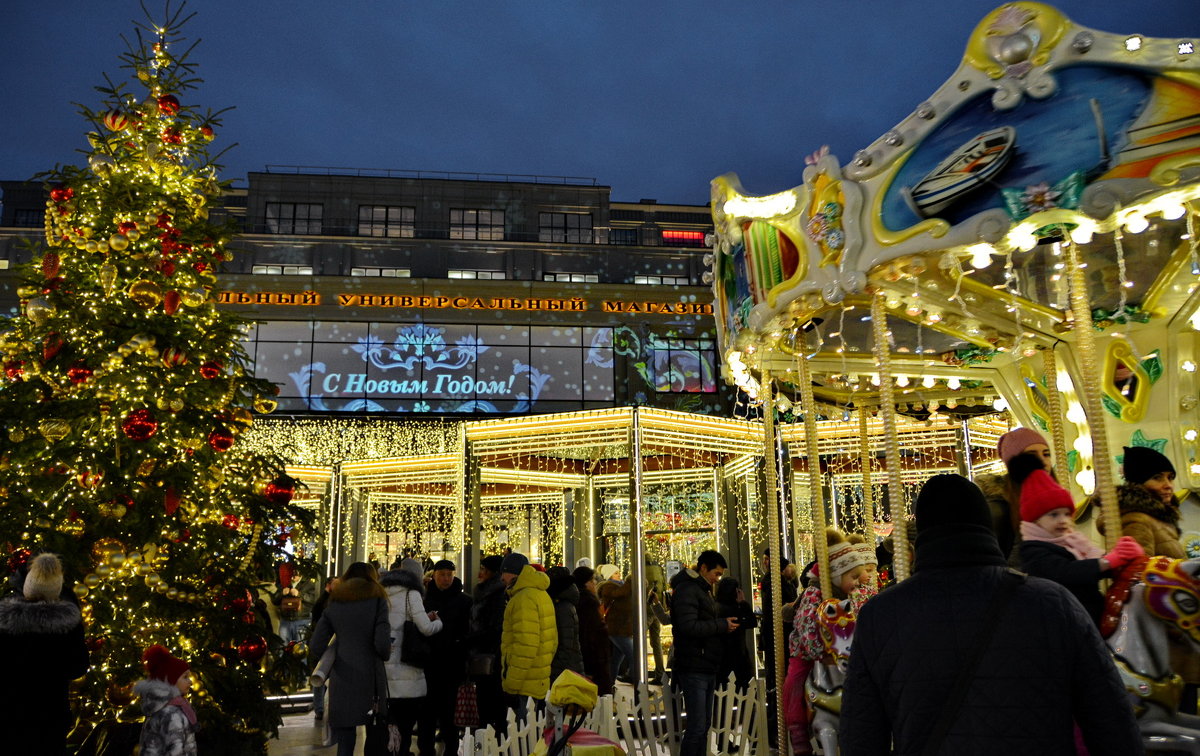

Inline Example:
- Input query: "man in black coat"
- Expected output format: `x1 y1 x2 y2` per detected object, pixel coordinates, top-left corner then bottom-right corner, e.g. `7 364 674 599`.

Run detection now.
839 474 1143 756
670 549 739 756
469 554 508 733
758 550 798 746
420 559 473 756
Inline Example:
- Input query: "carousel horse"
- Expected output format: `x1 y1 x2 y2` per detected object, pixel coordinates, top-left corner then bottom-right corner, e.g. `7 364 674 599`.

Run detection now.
805 597 857 755
1104 555 1200 753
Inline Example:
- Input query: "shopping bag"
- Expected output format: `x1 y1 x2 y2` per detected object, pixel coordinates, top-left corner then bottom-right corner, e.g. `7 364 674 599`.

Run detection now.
454 681 480 728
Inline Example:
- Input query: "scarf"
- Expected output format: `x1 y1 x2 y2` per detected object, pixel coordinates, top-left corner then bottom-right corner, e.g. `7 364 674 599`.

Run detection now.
170 696 198 728
1019 520 1104 561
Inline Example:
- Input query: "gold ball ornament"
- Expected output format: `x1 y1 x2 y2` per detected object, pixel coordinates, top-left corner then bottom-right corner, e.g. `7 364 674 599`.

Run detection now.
135 562 154 576
83 573 100 589
73 583 89 599
8 429 25 443
94 564 111 579
38 418 71 443
26 298 55 326
166 587 179 600
106 551 125 569
144 572 162 588
154 581 170 594
108 234 129 252
180 288 206 307
128 280 162 309
253 397 278 414
91 538 124 562
126 229 141 242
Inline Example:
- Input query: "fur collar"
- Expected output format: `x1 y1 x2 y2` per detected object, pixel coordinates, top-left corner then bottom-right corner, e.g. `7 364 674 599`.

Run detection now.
135 678 178 715
0 597 81 634
330 577 387 603
474 575 505 603
1119 482 1180 526
380 568 423 593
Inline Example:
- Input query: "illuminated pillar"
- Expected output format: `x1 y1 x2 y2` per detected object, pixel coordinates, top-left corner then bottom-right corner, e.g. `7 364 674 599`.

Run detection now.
628 409 648 684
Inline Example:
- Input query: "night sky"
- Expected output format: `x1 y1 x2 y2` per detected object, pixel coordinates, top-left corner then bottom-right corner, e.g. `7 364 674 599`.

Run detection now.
2 1 1196 204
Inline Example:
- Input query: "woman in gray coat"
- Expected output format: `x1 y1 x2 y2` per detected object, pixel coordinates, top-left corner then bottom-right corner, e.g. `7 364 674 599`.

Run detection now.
547 566 585 684
310 562 391 756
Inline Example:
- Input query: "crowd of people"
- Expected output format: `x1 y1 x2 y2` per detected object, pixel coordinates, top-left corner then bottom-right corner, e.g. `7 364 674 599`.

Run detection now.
3 423 1196 755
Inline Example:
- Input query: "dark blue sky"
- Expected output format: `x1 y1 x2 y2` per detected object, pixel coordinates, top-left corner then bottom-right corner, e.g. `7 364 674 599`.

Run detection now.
2 2 1196 204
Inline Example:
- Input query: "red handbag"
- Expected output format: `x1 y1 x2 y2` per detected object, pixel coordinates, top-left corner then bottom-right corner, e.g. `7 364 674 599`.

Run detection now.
453 681 479 728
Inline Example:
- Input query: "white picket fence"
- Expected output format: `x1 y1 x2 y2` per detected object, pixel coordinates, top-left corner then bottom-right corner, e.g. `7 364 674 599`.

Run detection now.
462 677 769 756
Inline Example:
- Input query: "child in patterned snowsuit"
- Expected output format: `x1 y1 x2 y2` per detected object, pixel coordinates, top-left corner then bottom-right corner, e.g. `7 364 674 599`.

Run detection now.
134 644 199 756
783 532 877 755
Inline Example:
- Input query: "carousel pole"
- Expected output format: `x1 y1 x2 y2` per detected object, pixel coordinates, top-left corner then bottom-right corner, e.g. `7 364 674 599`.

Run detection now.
628 409 648 685
1063 239 1120 549
858 409 876 542
870 293 911 581
1041 347 1072 492
760 370 790 753
795 355 833 600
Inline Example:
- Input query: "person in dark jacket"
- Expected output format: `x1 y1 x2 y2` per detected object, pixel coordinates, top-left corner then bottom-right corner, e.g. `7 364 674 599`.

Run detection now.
469 554 508 733
308 575 338 721
0 553 88 756
574 566 614 694
758 550 798 746
419 559 473 756
547 566 585 684
671 550 739 756
839 474 1144 756
715 575 756 690
1014 454 1145 627
309 562 391 756
597 566 635 682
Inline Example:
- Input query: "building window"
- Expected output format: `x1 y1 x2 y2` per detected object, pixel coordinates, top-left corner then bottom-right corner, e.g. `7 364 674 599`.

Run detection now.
358 205 415 238
448 269 506 280
543 273 599 283
608 228 639 246
634 275 691 286
13 209 43 227
538 212 593 243
265 203 323 235
450 209 504 241
252 265 314 275
350 267 411 277
651 337 717 393
661 229 707 247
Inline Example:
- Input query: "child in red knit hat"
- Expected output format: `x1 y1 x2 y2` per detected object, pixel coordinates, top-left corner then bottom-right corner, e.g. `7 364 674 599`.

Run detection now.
1012 454 1144 628
134 644 198 756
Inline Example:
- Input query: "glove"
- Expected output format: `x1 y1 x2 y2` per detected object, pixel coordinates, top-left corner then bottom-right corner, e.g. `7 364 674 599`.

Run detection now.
1103 536 1146 570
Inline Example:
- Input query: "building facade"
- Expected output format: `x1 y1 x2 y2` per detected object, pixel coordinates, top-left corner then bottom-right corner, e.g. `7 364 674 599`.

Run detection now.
1 168 730 418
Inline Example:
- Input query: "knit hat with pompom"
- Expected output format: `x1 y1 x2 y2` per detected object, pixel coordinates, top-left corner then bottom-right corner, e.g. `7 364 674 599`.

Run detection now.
143 645 190 686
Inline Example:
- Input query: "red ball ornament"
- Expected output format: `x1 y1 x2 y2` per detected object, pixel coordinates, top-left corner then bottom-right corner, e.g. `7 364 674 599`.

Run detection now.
237 636 268 662
241 611 257 625
208 427 234 453
67 363 93 385
4 361 24 381
163 290 181 315
263 476 296 505
198 361 222 379
164 486 181 516
49 186 74 203
200 126 214 140
103 109 130 131
76 470 103 488
43 333 64 363
159 259 176 277
161 126 183 145
156 94 180 116
7 548 32 572
121 409 158 441
221 514 241 529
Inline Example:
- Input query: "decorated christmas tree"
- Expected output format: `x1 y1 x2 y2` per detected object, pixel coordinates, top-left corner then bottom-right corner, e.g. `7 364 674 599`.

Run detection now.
0 5 313 752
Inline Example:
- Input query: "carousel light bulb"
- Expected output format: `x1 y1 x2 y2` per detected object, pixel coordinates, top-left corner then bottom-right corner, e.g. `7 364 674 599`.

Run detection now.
1192 463 1200 475
1162 202 1187 221
1057 371 1074 392
1073 434 1093 456
896 374 910 387
993 396 1009 411
1183 360 1197 373
1076 468 1096 494
1125 35 1143 52
947 377 961 390
925 310 943 324
922 375 936 388
1010 227 1038 252
1185 429 1198 442
1069 222 1097 245
967 244 995 269
1066 402 1087 423
1192 311 1200 331
870 373 881 386
1124 214 1150 234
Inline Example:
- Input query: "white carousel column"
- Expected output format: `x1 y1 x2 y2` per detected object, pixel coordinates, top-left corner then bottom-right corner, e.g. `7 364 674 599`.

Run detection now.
871 294 910 581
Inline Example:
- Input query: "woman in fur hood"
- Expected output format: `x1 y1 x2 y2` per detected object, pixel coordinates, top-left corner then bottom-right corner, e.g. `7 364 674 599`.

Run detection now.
310 561 392 756
1095 446 1185 558
380 558 442 756
0 553 88 756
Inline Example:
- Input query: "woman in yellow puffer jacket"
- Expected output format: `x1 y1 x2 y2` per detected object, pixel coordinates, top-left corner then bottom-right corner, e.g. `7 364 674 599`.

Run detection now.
502 564 559 699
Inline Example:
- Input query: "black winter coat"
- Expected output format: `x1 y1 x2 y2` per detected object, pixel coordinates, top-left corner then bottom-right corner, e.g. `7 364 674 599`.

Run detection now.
469 575 507 658
576 587 613 693
424 578 473 683
839 524 1143 756
1018 539 1107 627
549 583 585 683
669 570 725 676
0 598 88 756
